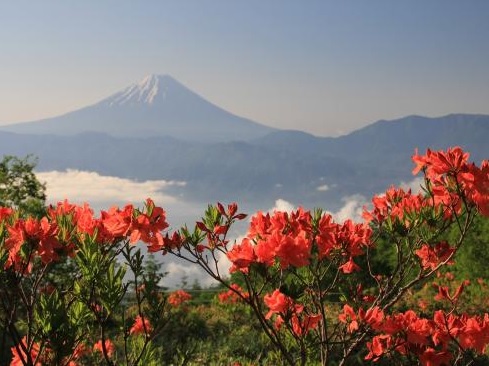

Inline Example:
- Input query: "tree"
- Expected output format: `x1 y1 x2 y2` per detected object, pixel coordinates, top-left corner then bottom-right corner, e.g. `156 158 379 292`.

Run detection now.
0 155 46 216
0 155 46 362
448 214 489 279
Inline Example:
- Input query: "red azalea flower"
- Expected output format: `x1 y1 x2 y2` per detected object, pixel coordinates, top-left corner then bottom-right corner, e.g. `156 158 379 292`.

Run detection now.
93 339 115 357
10 336 42 366
264 289 294 319
168 289 192 307
130 315 152 335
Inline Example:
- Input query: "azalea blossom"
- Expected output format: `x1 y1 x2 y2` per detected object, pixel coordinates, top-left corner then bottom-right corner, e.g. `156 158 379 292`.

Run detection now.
130 315 152 335
10 337 42 366
168 289 192 307
93 339 115 357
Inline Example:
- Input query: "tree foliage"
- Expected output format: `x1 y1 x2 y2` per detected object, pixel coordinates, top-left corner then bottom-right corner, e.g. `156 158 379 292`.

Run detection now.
0 155 46 216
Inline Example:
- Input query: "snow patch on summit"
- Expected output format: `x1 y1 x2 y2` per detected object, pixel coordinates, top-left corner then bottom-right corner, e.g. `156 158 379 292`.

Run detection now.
109 75 163 106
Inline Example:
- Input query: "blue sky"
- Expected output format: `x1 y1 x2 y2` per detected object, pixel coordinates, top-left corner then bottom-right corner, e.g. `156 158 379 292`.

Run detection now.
1 1 488 136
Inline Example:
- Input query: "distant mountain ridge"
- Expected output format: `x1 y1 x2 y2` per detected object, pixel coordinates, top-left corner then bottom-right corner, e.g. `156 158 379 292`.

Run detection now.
255 113 489 162
1 74 276 142
0 112 488 209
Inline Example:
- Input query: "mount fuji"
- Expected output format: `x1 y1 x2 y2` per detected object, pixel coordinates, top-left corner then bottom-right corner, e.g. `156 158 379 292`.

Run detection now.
2 75 276 142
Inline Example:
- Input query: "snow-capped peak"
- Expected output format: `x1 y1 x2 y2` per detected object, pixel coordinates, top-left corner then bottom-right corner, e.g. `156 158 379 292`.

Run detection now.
108 74 172 106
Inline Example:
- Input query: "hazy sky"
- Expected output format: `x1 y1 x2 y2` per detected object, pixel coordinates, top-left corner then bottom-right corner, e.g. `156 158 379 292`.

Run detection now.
1 1 488 136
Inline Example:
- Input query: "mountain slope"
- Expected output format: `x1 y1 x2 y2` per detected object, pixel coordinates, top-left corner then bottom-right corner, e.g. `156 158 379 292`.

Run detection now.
332 114 489 160
1 75 276 142
254 113 489 175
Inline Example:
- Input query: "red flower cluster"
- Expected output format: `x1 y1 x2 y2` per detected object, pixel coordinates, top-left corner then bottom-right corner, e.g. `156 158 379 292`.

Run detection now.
10 337 88 366
5 216 60 272
49 198 169 248
413 147 489 217
415 241 455 271
332 219 372 273
93 339 115 357
1 198 172 272
168 289 192 307
362 147 489 228
264 289 321 336
338 304 384 334
264 289 299 319
227 208 371 274
10 337 41 366
363 309 489 364
129 199 169 252
363 186 432 226
129 315 153 335
217 283 248 304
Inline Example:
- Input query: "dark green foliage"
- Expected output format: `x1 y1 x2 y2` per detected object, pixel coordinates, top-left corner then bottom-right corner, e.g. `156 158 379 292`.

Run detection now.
448 214 489 280
142 252 168 292
368 234 398 279
179 302 272 365
0 155 46 216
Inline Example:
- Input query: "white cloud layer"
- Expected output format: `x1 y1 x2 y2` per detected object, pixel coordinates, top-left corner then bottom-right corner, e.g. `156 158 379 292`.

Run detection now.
36 170 185 205
36 169 205 229
268 197 368 223
328 194 367 223
269 198 296 213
